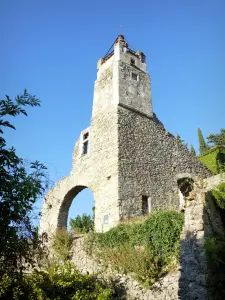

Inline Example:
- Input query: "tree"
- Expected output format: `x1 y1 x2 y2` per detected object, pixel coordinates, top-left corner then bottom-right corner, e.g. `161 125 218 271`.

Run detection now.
70 214 94 234
0 90 48 276
176 134 188 148
207 129 225 148
197 128 208 155
190 144 196 156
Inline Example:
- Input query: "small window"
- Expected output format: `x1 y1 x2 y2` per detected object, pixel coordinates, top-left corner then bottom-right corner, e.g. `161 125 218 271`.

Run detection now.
142 196 149 215
83 141 88 155
81 130 90 156
104 215 108 225
83 132 89 140
130 58 135 65
141 55 146 63
132 72 138 81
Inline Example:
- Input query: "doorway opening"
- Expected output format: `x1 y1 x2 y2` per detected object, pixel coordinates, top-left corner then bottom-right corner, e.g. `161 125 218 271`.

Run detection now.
57 186 94 234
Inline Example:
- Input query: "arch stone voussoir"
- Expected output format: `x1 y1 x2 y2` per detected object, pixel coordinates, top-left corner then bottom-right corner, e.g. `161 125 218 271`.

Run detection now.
40 175 93 235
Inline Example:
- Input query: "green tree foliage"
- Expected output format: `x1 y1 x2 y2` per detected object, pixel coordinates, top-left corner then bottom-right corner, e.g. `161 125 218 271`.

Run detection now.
211 183 225 210
207 129 225 147
197 127 208 155
176 134 187 148
190 144 196 156
0 91 118 300
70 214 94 234
85 211 184 287
0 262 114 300
0 90 48 276
205 236 225 299
52 229 73 261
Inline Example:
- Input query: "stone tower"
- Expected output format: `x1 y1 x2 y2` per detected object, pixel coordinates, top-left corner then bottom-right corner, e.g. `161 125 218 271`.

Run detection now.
40 35 210 235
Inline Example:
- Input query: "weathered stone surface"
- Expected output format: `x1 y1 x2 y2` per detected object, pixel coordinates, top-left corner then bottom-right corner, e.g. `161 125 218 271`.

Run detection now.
40 36 211 235
39 35 225 300
68 183 224 299
117 106 210 219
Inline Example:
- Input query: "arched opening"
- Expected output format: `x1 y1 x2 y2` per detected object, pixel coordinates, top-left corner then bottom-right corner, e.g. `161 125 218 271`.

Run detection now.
57 186 94 232
177 178 194 197
177 177 194 211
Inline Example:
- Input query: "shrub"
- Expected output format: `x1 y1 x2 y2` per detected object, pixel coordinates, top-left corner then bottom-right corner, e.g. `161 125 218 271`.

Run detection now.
143 211 184 257
70 214 94 234
85 211 184 287
52 229 73 261
204 236 225 299
211 183 225 209
0 262 114 300
198 147 225 174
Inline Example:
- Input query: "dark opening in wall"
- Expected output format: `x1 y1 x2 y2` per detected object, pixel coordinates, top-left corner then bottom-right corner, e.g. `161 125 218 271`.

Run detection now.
130 58 135 65
83 141 88 155
132 72 138 81
142 196 149 215
177 178 194 197
83 132 89 140
141 55 146 63
82 130 90 155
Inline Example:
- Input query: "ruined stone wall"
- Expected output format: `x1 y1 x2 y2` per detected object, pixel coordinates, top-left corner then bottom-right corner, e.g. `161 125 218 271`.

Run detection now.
40 106 120 234
118 60 152 117
41 36 213 235
71 235 180 300
117 105 211 219
70 175 225 300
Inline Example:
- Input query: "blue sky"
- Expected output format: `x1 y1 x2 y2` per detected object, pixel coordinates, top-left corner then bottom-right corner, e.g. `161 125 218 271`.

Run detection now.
1 0 225 226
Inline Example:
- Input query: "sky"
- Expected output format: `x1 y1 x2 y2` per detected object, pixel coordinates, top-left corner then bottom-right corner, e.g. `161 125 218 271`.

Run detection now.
1 0 225 226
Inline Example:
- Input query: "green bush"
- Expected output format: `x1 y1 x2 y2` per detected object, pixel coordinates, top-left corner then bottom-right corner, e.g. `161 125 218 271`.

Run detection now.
85 211 184 287
198 147 225 174
211 183 225 209
52 229 73 261
0 262 113 300
70 214 94 234
204 236 225 299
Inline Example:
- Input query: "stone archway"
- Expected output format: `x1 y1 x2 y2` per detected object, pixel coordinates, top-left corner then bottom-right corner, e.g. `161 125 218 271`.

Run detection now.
57 185 90 229
177 177 194 198
39 176 95 236
175 174 195 211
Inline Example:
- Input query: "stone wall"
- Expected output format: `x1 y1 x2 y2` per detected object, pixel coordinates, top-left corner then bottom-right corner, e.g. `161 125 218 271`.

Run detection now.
40 103 212 234
69 175 225 299
40 107 120 234
71 235 180 300
40 35 212 235
117 105 211 219
118 60 153 117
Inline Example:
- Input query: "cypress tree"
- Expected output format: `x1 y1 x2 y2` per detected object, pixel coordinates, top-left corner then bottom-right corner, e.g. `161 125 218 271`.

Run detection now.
197 128 208 155
190 144 196 156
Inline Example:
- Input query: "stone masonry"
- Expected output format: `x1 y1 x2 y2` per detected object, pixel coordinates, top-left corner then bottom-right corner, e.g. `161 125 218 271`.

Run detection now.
40 35 211 235
70 174 225 300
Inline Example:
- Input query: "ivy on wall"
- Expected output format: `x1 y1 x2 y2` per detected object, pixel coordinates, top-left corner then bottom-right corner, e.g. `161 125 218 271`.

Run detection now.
84 211 184 288
198 147 225 174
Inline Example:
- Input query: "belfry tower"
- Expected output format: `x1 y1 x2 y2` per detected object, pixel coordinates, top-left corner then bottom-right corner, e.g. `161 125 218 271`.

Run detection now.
40 35 210 234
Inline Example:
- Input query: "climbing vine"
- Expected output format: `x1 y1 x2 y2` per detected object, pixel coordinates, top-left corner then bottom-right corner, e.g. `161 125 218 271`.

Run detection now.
84 211 184 288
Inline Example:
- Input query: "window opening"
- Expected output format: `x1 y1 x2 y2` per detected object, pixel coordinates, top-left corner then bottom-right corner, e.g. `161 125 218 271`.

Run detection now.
132 72 138 81
142 196 149 215
130 58 135 65
81 130 90 155
141 55 146 63
83 132 89 140
83 141 88 155
104 215 108 224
